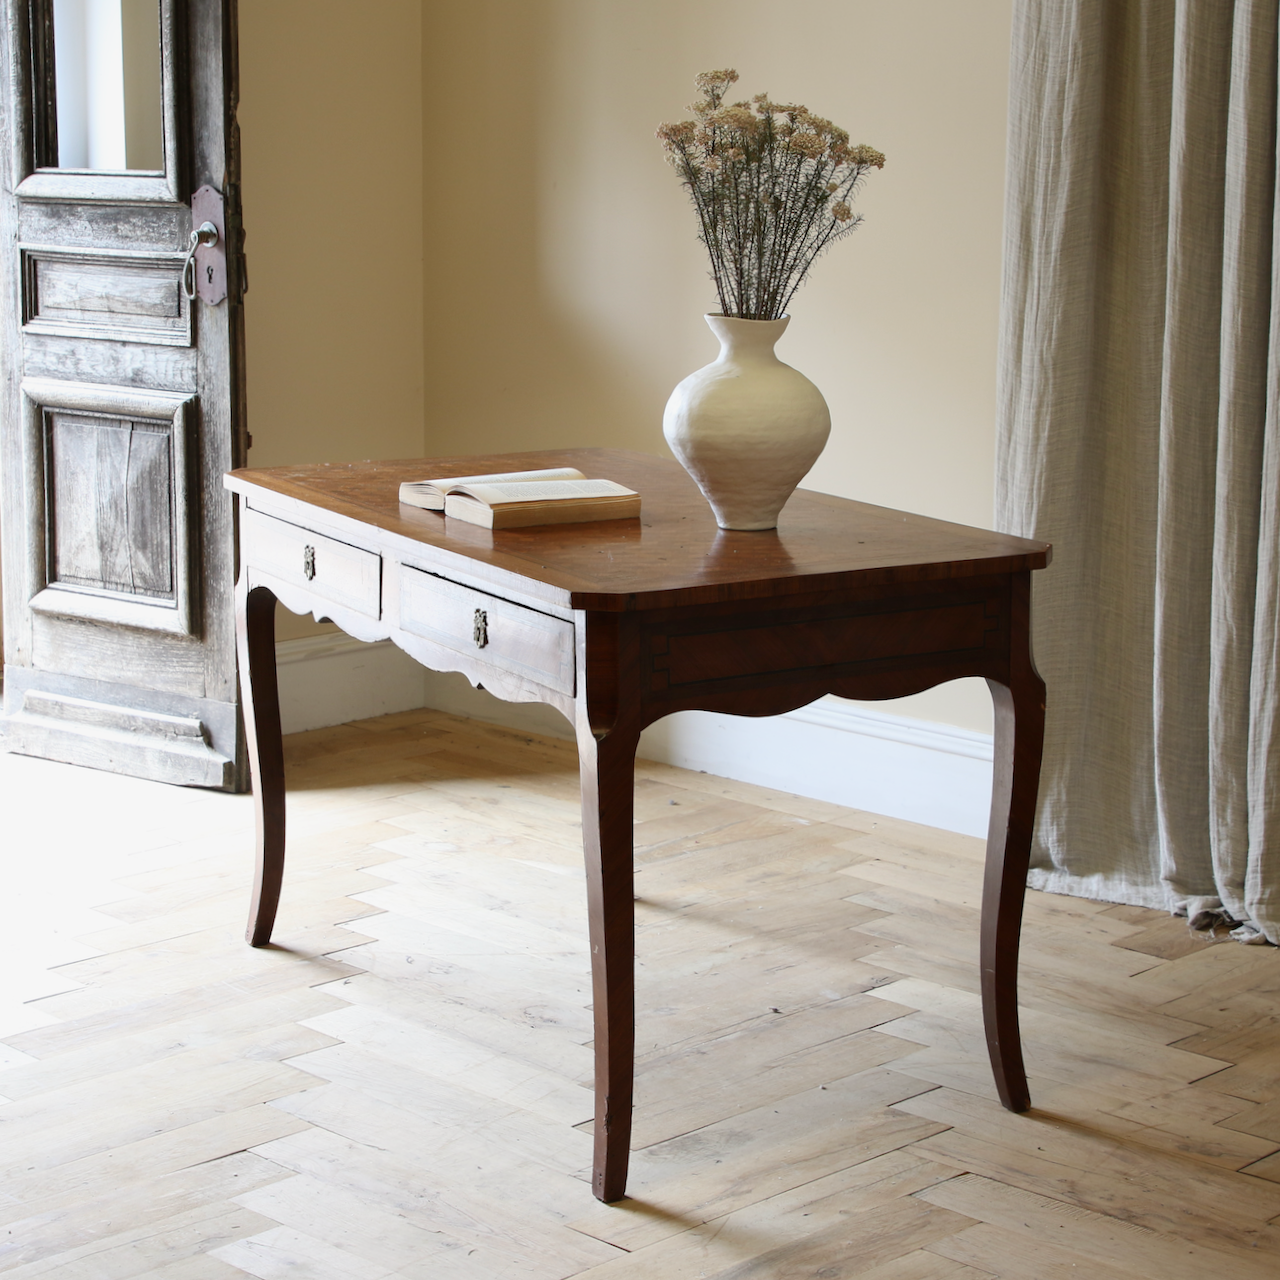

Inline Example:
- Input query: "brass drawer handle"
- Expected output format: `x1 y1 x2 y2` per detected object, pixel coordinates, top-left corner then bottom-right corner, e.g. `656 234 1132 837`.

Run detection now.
473 608 488 648
303 545 316 580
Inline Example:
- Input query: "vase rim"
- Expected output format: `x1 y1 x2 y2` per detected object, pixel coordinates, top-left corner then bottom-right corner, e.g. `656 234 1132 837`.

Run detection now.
704 312 790 323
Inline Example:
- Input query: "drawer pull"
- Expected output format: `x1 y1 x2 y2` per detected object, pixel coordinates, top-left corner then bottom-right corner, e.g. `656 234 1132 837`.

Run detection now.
400 566 574 695
242 509 380 619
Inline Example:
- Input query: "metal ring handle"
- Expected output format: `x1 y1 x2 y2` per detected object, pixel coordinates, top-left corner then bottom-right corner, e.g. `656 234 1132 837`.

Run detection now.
182 221 219 301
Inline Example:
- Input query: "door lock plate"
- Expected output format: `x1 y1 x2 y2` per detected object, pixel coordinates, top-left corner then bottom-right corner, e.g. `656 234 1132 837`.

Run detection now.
191 185 227 305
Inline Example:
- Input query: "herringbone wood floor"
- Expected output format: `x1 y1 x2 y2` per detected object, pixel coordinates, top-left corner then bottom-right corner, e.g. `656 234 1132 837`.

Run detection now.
2 708 1279 1278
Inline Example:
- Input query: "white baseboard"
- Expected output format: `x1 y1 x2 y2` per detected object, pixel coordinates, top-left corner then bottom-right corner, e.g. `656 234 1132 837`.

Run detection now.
276 635 429 735
275 635 994 836
638 700 993 837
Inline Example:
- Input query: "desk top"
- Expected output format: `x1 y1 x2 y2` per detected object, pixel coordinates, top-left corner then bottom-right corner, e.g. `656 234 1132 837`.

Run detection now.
226 449 1050 612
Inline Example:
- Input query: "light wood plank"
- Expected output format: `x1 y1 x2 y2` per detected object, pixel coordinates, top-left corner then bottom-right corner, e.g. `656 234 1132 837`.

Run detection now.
230 1174 517 1278
859 942 1211 1045
866 978 1231 1087
898 1090 1280 1252
1032 1081 1279 1170
565 1154 970 1279
568 1067 944 1251
572 1199 977 1280
0 1203 277 1280
250 1125 620 1275
0 1039 329 1181
918 1172 1280 1279
926 1222 1143 1279
0 1153 288 1274
0 986 344 1100
2 1105 308 1224
211 1225 397 1279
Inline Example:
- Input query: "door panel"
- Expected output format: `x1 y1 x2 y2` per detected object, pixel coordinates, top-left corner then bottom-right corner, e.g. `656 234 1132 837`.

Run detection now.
21 245 192 345
50 416 176 595
0 0 247 787
19 198 188 249
21 332 200 386
23 377 198 635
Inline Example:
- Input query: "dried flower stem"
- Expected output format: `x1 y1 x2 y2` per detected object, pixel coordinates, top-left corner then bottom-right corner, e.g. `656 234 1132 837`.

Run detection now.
658 69 885 321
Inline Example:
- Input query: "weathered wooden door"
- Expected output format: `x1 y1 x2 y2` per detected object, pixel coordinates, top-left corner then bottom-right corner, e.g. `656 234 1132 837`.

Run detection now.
0 0 247 787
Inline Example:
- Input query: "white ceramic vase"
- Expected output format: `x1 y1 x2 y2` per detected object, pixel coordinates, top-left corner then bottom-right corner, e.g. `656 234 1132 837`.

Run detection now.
663 314 831 531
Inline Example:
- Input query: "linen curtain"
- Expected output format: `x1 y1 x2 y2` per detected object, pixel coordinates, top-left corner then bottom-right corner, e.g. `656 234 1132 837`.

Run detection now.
998 0 1280 943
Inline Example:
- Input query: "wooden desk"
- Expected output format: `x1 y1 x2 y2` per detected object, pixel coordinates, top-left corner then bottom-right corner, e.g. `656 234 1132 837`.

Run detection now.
225 448 1050 1202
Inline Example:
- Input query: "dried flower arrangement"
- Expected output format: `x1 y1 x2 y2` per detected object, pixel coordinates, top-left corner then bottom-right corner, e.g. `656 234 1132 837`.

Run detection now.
658 69 885 321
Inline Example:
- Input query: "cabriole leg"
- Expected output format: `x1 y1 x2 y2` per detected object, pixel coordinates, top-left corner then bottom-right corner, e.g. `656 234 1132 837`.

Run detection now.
981 575 1046 1111
236 577 286 947
577 721 641 1202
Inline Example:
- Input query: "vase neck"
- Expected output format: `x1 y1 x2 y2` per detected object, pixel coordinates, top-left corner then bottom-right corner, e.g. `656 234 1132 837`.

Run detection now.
705 313 789 362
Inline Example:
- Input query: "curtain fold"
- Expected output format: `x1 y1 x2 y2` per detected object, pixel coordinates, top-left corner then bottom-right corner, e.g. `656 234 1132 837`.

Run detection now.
998 0 1280 942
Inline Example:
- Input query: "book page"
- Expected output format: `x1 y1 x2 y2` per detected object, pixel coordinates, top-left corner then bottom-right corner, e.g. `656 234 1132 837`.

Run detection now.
450 478 637 506
403 467 584 497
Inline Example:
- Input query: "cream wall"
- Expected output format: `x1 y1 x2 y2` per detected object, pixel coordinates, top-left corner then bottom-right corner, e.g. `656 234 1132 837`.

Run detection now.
419 0 1012 732
237 0 1012 727
238 0 424 640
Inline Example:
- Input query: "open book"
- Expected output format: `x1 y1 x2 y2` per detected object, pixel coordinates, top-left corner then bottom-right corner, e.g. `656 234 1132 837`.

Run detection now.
399 467 640 530
398 467 584 511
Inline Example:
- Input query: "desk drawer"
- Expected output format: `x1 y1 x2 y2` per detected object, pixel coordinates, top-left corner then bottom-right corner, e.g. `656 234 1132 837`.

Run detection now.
243 508 381 619
400 566 575 696
648 600 996 690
